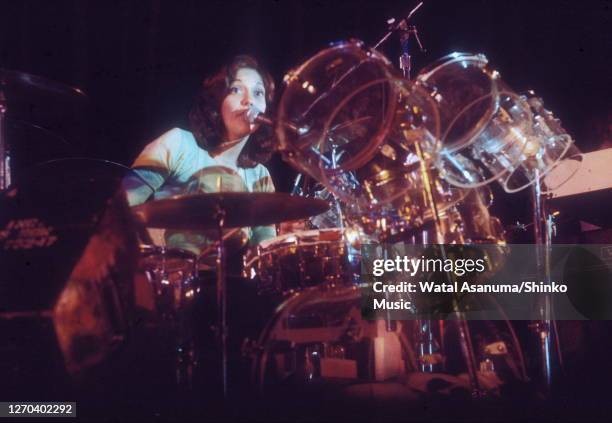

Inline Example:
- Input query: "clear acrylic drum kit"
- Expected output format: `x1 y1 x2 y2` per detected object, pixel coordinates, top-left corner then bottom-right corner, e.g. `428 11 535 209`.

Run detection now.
235 14 582 398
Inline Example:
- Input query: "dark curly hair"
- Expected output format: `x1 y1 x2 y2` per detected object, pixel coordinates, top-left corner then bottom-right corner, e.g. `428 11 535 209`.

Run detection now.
189 55 276 168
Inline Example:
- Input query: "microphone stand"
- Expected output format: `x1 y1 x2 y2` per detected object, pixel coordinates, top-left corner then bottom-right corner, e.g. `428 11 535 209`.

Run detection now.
377 2 482 395
214 202 229 399
372 1 425 55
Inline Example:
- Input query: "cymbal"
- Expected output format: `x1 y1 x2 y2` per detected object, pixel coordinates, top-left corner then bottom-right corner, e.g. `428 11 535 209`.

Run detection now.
0 68 87 100
132 192 330 230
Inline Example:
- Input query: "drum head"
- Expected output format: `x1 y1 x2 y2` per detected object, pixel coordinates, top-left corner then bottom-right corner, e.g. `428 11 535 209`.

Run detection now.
434 91 533 189
417 52 499 151
277 40 399 194
501 93 581 193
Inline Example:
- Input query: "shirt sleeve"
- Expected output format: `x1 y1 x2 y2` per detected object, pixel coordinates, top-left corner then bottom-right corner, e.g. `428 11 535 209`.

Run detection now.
250 165 277 245
123 128 184 206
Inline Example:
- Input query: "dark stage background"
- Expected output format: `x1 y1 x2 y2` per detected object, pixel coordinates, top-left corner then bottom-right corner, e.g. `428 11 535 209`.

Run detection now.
0 0 609 202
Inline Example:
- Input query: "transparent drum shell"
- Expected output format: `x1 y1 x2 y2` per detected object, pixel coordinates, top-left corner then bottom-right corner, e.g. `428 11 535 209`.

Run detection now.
417 52 544 189
318 78 442 205
388 187 503 242
416 52 499 152
341 156 466 238
295 75 456 238
500 92 582 193
434 91 534 188
387 188 508 281
251 285 414 389
276 40 400 196
243 228 368 295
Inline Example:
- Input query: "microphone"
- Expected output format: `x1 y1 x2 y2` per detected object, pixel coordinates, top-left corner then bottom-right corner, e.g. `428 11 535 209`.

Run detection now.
247 106 310 136
246 105 268 125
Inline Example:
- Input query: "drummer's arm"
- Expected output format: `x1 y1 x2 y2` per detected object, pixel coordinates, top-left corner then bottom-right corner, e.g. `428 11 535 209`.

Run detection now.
122 128 182 206
123 168 166 206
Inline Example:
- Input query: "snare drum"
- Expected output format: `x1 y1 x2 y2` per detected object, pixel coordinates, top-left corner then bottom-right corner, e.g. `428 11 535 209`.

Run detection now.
244 228 367 295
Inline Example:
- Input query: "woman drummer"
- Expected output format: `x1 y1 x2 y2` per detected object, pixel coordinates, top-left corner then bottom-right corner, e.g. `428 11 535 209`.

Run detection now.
123 56 281 397
123 55 277 256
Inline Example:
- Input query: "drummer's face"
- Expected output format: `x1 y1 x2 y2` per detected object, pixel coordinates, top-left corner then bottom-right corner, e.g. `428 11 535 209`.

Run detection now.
221 67 267 141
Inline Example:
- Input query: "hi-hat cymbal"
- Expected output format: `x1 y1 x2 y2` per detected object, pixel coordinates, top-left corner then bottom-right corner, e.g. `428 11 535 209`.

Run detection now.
132 192 330 230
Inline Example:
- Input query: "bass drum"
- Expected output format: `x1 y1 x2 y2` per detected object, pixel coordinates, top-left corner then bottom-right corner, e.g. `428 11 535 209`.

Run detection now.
251 285 527 406
251 285 414 391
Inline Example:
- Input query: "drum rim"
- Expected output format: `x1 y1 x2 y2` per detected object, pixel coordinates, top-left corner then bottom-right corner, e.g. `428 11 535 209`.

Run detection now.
277 39 399 184
417 51 489 81
243 227 363 279
139 243 198 260
284 39 395 87
417 51 500 153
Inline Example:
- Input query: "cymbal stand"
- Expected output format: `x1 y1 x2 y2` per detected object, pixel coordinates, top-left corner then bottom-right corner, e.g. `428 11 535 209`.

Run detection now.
214 203 229 399
330 146 346 229
0 86 10 190
372 1 481 392
391 8 451 374
396 9 481 393
377 2 449 374
531 170 559 395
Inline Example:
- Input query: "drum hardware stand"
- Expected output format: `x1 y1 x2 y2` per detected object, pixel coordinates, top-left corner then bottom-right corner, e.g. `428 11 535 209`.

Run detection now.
375 3 480 383
414 143 448 374
175 257 199 391
407 151 482 390
290 172 303 196
175 321 196 390
330 146 346 229
530 171 561 396
416 319 442 372
416 160 481 395
373 1 425 58
374 2 444 360
403 226 442 372
409 147 450 372
379 239 397 332
398 22 425 81
380 5 465 376
213 203 229 399
0 86 10 190
373 2 478 393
